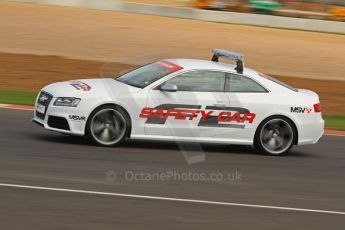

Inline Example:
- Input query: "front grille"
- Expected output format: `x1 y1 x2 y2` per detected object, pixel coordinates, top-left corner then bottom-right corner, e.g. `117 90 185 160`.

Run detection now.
47 116 70 131
35 91 53 120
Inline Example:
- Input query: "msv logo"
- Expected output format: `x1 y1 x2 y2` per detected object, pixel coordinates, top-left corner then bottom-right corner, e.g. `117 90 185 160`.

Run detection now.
291 107 312 113
69 115 86 121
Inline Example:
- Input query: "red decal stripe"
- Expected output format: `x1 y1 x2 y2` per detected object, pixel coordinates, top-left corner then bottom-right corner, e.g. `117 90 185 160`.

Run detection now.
0 104 34 111
155 61 183 72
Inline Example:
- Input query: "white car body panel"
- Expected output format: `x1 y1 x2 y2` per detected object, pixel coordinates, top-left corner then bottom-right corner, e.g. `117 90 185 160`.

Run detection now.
33 58 324 146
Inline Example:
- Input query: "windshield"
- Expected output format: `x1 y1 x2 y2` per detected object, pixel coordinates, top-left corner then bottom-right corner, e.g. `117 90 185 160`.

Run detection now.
115 61 183 88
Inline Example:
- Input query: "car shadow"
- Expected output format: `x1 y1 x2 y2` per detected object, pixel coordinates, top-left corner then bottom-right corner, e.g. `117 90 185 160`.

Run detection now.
22 131 90 145
26 131 261 155
126 139 261 155
25 130 310 157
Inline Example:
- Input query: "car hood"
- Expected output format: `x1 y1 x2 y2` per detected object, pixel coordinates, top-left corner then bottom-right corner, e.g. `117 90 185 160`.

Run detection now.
41 78 140 98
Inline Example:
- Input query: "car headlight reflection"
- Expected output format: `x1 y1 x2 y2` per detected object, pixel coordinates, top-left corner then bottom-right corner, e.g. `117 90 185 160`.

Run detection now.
54 97 81 107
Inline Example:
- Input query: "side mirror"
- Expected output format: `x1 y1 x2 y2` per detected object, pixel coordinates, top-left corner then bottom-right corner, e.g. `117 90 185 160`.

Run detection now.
160 83 178 92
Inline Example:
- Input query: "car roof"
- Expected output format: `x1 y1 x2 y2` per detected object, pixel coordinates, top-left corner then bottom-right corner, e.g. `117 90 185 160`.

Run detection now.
165 58 259 78
163 58 297 93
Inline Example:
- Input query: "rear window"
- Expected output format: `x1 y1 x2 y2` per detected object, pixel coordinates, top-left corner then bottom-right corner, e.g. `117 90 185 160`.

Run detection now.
259 73 298 92
115 61 183 88
228 74 268 92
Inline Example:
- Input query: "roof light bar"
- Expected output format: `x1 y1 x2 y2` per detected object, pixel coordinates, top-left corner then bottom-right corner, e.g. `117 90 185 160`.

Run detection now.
211 49 244 74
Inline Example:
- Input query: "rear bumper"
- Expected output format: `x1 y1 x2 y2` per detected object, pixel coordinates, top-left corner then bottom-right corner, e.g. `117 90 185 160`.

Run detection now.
297 117 324 145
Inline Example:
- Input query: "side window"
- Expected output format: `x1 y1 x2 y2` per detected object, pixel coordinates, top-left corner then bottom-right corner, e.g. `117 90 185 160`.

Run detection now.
228 74 267 92
166 71 225 92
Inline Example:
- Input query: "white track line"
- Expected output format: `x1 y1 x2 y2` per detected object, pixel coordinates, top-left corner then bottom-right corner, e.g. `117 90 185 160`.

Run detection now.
0 182 344 215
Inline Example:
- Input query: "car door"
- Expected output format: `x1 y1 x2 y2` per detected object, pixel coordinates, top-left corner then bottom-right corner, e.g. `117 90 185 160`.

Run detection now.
144 70 230 138
223 73 270 141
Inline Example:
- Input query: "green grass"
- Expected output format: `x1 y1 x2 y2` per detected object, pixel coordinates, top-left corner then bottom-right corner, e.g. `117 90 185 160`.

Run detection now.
0 90 345 130
0 90 37 106
323 115 345 131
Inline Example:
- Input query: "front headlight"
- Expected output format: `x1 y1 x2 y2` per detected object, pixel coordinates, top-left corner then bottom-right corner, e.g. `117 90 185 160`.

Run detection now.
53 97 81 107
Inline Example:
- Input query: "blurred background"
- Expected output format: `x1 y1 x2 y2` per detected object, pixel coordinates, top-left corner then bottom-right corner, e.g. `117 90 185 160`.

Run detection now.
131 0 345 21
0 0 344 129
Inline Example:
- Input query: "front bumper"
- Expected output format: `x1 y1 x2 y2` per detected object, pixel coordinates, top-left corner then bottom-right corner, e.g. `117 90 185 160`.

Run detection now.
33 92 87 136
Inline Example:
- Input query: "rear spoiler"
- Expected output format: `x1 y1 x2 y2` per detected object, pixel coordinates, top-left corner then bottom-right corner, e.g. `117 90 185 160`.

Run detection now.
211 49 244 74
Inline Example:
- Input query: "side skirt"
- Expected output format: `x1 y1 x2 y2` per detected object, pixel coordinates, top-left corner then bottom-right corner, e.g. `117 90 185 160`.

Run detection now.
130 134 253 145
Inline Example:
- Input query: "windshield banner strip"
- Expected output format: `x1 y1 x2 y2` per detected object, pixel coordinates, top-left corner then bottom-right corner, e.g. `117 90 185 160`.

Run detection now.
155 61 183 72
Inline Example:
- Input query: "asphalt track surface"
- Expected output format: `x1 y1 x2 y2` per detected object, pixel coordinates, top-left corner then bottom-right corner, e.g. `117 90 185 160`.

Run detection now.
0 108 344 229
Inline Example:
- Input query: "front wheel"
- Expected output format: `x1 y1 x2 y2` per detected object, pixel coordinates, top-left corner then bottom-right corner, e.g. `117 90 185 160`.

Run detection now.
86 105 128 146
254 116 296 155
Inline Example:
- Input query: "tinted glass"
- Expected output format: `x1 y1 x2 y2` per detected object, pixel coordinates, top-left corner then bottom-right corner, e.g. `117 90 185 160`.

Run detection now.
228 74 267 92
266 76 298 92
166 71 226 92
116 61 182 88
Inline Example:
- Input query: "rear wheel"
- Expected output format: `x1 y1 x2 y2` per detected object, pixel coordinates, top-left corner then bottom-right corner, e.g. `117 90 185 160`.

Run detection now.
86 105 128 146
254 116 296 155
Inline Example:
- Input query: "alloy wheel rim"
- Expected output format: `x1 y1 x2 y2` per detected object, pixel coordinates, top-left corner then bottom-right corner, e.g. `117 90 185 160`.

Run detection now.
90 109 126 145
260 119 293 154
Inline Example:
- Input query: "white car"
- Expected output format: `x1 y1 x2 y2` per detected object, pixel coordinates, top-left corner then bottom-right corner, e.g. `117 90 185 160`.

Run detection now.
33 49 324 155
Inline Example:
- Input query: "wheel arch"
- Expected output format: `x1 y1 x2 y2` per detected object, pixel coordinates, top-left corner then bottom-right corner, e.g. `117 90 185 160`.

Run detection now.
254 114 299 145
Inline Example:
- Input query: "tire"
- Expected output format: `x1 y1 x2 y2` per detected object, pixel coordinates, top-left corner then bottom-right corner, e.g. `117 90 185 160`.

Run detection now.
254 116 296 156
85 105 129 146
